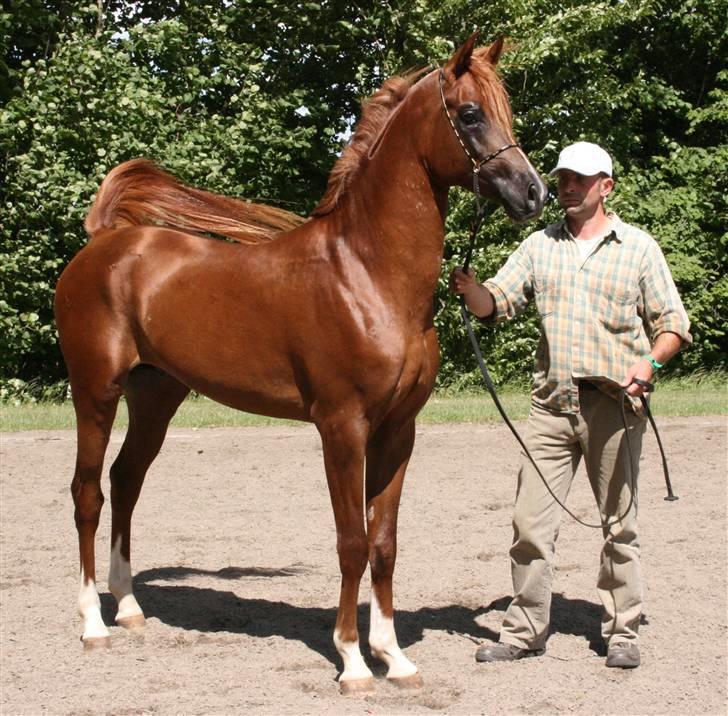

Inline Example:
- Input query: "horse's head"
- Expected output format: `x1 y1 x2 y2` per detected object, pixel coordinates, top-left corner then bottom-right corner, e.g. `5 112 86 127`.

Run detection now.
429 33 547 222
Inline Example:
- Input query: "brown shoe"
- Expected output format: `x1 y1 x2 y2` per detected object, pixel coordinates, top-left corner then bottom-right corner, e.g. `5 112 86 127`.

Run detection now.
475 642 545 663
606 641 640 668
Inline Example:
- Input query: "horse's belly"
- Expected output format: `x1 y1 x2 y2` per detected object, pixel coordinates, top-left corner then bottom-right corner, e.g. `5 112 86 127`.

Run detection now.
140 335 309 421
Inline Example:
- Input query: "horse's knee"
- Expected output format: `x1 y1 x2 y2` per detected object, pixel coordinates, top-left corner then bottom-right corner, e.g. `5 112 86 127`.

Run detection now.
369 539 396 579
72 475 104 526
337 533 368 577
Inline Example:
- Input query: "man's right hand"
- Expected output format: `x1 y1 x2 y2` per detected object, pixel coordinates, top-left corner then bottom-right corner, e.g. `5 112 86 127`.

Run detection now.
449 267 495 318
449 267 478 294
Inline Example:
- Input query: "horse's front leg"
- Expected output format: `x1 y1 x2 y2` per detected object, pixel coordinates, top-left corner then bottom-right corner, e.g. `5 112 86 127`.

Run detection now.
365 419 422 687
319 417 373 694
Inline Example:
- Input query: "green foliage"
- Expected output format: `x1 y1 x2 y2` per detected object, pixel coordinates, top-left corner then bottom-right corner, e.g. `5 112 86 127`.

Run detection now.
1 0 726 400
432 0 727 387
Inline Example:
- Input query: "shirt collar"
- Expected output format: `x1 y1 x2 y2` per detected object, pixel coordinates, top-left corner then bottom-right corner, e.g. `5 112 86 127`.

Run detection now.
558 210 623 243
605 211 625 242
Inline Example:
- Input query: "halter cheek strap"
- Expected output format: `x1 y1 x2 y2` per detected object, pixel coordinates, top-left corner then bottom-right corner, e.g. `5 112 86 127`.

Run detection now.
438 69 519 201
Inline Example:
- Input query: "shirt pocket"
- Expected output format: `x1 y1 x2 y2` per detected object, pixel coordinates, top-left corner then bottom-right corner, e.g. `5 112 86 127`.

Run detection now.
595 279 640 333
534 277 557 317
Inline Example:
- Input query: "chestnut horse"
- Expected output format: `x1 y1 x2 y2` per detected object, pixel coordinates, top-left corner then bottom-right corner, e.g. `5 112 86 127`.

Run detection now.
55 34 546 693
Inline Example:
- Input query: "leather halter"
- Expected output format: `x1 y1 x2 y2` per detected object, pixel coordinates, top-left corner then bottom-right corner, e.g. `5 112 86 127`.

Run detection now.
438 68 519 204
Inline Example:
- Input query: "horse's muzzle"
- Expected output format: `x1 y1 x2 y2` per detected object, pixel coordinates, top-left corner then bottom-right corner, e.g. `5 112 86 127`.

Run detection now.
498 175 548 223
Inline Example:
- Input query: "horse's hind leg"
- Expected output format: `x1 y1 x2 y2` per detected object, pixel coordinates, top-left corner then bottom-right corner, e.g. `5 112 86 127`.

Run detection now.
365 419 421 687
71 381 122 649
108 366 189 631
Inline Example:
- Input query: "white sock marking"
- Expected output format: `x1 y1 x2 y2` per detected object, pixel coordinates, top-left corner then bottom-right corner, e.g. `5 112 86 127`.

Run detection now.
369 592 417 678
78 569 110 641
108 538 144 621
334 629 373 683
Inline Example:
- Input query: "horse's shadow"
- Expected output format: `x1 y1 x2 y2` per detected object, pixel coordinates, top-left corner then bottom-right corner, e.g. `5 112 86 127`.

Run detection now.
101 565 612 667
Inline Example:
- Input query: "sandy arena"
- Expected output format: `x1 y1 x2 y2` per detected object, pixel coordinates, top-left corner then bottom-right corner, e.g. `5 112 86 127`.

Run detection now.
1 416 726 714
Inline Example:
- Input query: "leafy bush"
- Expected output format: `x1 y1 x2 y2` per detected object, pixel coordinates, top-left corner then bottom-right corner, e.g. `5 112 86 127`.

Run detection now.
1 0 725 400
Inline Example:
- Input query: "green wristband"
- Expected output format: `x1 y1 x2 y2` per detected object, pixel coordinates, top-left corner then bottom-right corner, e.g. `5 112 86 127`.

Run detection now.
644 355 663 370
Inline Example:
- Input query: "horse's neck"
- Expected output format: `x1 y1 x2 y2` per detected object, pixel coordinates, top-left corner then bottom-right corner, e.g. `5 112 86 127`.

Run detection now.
332 125 448 304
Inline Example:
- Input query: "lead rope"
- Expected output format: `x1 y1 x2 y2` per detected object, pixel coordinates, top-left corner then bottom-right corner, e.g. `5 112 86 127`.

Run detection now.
439 68 677 528
642 394 678 501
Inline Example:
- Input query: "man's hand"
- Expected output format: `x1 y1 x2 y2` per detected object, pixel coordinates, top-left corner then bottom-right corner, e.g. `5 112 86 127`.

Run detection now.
621 358 654 397
621 334 685 397
450 266 478 294
449 267 495 318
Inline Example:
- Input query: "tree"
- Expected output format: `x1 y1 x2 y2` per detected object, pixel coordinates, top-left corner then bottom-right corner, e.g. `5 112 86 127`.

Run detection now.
1 0 725 399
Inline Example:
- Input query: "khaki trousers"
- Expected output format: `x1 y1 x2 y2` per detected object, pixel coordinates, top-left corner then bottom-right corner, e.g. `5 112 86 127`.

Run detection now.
500 385 647 650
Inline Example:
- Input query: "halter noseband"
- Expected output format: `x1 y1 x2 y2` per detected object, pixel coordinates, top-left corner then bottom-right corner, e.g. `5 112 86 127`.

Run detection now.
438 69 519 202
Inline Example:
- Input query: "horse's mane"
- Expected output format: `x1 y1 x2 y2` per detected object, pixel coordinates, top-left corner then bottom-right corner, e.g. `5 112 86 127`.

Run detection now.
311 69 425 217
312 47 513 217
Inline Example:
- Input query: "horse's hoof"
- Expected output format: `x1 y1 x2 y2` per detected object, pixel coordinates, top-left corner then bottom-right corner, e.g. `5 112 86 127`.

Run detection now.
388 672 423 690
82 635 111 652
116 614 146 631
339 677 375 696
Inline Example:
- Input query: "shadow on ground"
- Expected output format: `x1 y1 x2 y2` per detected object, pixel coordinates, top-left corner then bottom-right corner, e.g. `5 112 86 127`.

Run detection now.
100 565 611 668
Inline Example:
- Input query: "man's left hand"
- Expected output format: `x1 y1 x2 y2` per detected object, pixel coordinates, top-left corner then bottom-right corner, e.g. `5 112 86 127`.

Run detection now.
621 359 654 397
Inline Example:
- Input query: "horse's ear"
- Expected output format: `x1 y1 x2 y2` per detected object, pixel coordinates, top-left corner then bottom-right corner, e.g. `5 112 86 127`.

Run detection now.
445 30 480 78
485 36 506 66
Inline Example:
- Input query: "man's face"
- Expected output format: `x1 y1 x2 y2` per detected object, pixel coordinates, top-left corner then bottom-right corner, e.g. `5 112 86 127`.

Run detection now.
556 169 614 218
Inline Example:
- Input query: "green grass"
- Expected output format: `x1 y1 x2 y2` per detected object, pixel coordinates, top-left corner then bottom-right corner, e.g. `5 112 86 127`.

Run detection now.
1 374 725 432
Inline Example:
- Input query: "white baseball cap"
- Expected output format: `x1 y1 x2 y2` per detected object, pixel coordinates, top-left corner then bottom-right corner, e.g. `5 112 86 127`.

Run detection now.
549 142 613 177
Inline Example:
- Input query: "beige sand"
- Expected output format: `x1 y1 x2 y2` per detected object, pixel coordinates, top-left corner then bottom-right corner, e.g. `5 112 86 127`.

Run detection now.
1 417 726 714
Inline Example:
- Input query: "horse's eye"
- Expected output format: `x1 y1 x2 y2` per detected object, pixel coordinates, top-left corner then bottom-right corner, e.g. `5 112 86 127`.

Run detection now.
459 107 482 126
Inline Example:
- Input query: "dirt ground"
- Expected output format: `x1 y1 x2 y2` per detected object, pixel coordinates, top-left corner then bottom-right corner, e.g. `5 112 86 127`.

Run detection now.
1 416 726 715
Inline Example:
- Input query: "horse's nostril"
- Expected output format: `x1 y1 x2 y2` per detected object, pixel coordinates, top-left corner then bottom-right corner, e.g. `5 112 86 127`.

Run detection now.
527 183 538 204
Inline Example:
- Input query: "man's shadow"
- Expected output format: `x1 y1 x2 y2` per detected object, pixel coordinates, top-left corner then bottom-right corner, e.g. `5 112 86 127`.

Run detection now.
484 593 648 656
100 565 620 668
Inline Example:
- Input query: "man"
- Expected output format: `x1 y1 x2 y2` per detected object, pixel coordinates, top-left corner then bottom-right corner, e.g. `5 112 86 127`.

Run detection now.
451 141 691 668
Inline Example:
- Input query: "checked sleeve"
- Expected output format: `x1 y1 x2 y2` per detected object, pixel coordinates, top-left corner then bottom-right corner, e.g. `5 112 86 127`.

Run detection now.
639 240 692 346
483 237 535 322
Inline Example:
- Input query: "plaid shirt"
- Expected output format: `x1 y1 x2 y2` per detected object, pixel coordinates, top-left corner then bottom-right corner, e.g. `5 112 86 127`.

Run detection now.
484 212 692 414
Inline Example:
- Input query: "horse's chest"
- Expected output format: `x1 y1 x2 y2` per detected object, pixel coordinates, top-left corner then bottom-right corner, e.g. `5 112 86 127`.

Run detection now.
390 330 438 398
